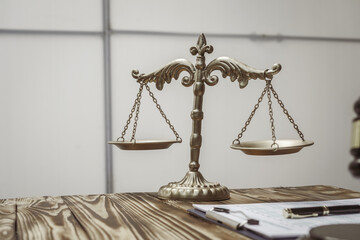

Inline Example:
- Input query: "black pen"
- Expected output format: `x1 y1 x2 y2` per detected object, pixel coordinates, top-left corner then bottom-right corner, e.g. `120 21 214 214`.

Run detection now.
283 204 360 219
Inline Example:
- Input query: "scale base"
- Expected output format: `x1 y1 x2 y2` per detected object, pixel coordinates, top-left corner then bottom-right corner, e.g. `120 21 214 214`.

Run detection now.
157 171 230 201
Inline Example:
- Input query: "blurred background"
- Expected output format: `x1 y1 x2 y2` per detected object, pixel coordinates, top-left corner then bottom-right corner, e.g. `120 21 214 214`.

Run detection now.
1 0 360 199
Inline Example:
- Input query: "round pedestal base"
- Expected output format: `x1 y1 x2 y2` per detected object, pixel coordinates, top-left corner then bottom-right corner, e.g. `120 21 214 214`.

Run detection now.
157 171 230 201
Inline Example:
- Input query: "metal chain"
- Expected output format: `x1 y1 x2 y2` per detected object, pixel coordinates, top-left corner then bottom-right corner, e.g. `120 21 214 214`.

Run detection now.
117 83 144 142
233 78 304 150
233 85 268 144
266 82 279 150
130 85 143 142
145 84 182 142
269 84 305 141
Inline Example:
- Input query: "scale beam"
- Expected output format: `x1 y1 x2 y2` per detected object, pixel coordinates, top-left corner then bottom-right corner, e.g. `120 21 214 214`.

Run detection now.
131 59 195 90
205 57 281 87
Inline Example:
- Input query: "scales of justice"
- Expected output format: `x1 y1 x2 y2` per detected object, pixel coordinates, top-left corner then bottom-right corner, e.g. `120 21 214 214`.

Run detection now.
109 34 314 201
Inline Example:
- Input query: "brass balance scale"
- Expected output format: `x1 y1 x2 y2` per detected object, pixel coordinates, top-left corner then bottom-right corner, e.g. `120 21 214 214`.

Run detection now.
109 34 314 201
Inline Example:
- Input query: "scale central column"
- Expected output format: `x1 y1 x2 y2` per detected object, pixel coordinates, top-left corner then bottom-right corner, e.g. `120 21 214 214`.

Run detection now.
157 38 230 201
189 57 205 172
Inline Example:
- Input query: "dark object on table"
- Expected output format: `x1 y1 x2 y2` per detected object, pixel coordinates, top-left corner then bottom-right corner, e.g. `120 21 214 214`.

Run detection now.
349 97 360 177
307 224 360 240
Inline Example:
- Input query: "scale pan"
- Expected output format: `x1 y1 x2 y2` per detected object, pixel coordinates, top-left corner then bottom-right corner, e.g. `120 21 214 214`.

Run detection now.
231 139 314 155
108 140 180 150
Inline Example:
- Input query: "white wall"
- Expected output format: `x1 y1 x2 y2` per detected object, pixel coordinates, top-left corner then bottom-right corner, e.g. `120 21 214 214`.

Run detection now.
1 0 360 199
0 0 105 199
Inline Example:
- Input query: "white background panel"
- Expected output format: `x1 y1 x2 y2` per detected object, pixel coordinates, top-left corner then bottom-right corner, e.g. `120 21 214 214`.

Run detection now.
0 35 105 198
111 34 360 193
111 0 360 39
0 0 102 31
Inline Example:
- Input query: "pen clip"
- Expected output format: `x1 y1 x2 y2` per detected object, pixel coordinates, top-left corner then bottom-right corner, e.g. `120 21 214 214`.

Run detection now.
212 207 230 213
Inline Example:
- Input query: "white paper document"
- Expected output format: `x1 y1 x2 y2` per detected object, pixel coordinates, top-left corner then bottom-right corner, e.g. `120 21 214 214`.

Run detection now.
193 198 360 239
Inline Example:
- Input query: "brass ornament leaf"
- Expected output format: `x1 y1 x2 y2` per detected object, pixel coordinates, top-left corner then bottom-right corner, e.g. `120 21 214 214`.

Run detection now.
205 57 271 88
132 59 195 90
190 33 214 56
197 33 206 50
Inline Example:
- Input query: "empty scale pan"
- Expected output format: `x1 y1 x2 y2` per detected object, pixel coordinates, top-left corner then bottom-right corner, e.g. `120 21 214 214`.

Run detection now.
231 80 313 156
231 139 314 155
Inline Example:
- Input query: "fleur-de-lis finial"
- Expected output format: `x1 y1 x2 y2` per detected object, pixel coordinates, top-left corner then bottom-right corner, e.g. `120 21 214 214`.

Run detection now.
190 33 213 56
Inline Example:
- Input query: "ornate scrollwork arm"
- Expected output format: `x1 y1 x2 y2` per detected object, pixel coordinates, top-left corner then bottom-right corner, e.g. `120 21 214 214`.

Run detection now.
132 59 195 90
264 63 282 80
204 57 282 88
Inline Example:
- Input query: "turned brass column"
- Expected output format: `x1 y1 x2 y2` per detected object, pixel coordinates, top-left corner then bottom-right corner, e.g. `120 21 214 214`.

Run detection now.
189 56 206 172
157 35 230 201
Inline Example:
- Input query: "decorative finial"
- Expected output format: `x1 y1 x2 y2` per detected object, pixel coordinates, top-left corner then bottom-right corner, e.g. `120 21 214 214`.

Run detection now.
190 33 213 56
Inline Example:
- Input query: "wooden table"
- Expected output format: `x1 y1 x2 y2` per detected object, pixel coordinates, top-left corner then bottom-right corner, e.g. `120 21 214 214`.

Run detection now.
1 185 360 240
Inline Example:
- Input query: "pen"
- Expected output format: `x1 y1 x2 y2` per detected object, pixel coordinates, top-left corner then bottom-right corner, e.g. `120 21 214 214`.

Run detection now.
283 204 360 219
212 207 259 225
205 207 259 230
206 210 247 230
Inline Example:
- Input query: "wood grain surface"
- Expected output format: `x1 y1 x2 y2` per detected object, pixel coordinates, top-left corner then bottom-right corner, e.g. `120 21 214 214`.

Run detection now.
0 200 16 240
1 185 360 240
108 193 241 240
16 196 88 240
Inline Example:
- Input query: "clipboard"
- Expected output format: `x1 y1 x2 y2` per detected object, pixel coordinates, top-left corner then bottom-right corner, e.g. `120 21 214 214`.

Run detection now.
189 198 360 239
187 208 297 240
